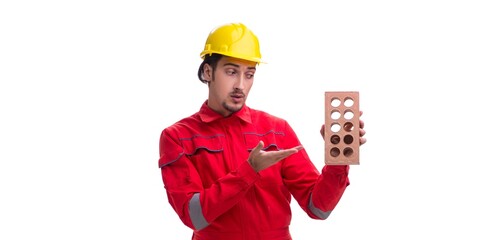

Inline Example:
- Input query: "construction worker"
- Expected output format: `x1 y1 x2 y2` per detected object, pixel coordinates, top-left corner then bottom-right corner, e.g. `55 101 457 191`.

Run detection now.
158 22 367 240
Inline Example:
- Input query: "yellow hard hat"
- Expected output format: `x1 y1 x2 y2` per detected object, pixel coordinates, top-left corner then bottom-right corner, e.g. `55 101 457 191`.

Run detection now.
200 23 263 64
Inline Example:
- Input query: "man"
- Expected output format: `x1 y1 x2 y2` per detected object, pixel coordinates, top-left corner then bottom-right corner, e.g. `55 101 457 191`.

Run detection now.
158 22 367 240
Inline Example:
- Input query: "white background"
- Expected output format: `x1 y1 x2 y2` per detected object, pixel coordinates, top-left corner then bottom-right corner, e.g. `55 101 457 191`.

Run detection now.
1 0 484 239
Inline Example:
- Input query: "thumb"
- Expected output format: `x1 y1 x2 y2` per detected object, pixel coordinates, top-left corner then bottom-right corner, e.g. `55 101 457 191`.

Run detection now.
254 141 264 152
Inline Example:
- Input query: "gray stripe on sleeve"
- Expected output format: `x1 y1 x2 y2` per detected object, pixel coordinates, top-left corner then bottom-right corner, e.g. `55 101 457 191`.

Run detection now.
189 193 209 230
308 193 332 220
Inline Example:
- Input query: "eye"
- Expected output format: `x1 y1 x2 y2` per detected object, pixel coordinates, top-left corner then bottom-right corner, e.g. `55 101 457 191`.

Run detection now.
246 73 254 79
226 69 237 76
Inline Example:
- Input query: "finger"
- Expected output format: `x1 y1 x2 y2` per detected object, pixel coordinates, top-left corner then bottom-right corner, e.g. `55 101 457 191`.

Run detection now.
359 128 366 137
294 145 304 151
254 141 264 152
359 119 365 129
275 149 299 160
320 124 325 138
286 145 304 154
360 137 367 146
360 110 363 117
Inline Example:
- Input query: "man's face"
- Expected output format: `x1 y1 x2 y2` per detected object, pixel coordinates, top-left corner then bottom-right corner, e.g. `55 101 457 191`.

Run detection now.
205 56 257 117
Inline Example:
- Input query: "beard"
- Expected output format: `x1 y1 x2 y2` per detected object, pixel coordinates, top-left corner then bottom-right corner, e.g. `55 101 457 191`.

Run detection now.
222 101 243 114
221 89 246 114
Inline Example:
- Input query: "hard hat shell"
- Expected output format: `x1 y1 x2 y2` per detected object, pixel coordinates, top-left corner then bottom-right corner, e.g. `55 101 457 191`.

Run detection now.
200 23 263 64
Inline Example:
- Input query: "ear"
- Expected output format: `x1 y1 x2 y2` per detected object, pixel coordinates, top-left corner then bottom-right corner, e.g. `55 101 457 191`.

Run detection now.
203 63 213 82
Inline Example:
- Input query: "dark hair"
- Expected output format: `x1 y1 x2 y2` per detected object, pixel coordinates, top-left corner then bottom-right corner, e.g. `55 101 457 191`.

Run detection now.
197 54 223 84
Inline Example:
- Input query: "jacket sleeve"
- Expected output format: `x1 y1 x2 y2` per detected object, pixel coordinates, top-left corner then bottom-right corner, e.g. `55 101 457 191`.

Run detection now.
159 128 260 230
307 165 350 219
281 121 350 220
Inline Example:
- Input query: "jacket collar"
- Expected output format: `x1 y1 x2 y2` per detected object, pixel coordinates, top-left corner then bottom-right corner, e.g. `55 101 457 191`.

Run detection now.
199 100 252 124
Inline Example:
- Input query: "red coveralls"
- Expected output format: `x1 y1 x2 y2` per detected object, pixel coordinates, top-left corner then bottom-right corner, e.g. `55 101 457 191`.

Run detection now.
159 102 350 240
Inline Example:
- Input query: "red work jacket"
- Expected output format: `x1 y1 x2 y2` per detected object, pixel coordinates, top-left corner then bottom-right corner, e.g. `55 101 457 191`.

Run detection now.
159 102 350 240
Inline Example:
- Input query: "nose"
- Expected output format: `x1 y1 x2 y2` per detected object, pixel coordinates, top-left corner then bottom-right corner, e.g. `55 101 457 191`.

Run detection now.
234 74 244 90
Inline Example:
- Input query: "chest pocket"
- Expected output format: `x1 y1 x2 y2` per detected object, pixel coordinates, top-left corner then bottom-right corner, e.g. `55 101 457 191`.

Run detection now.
180 134 224 156
159 134 224 168
243 130 286 151
180 134 226 186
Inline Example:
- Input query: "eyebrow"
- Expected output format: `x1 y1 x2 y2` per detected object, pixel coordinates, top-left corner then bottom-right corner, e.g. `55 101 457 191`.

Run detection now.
223 63 256 70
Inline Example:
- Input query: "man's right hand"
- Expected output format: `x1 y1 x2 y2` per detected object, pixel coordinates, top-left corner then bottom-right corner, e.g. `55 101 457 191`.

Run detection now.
248 141 303 172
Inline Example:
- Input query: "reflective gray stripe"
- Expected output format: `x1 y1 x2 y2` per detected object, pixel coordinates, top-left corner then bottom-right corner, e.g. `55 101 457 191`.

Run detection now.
308 193 332 220
189 193 209 230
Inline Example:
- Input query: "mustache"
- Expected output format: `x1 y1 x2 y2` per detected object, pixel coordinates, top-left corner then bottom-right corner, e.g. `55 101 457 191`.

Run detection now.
231 90 245 96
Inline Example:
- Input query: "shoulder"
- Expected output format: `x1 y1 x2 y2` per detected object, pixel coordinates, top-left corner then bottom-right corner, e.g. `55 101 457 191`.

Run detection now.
161 112 200 137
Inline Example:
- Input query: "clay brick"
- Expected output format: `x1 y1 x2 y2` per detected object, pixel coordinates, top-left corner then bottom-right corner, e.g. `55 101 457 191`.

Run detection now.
324 91 360 165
